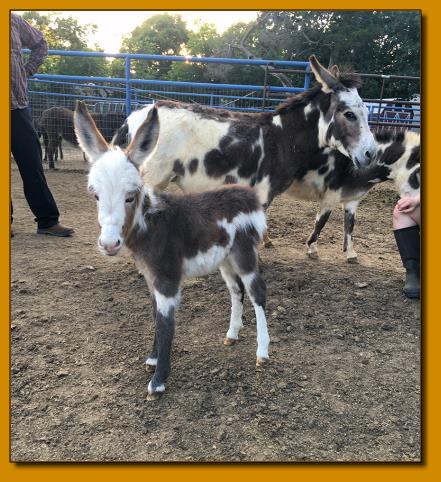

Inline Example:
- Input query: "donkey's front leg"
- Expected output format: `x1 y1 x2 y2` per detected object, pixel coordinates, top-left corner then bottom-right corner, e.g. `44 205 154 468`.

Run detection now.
343 200 359 263
145 296 158 372
307 206 332 259
147 289 179 400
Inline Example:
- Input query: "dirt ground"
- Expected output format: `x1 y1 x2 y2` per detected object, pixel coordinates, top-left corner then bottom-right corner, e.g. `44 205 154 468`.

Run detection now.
10 148 420 462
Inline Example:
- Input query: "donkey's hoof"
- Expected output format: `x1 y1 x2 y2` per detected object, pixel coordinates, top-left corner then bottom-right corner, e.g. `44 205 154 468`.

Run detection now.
224 337 238 346
256 356 269 368
147 391 163 401
347 256 358 264
307 251 319 259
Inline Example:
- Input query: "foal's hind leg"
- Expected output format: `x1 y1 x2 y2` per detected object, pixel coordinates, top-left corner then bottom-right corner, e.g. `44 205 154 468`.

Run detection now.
229 235 270 366
241 271 269 366
262 230 274 248
220 260 245 346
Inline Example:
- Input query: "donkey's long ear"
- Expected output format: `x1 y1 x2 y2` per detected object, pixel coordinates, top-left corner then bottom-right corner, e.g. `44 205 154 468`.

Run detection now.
309 55 340 93
126 106 160 168
74 101 109 162
329 64 340 78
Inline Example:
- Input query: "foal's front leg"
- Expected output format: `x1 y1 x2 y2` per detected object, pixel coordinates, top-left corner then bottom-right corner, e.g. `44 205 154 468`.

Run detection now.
147 287 179 400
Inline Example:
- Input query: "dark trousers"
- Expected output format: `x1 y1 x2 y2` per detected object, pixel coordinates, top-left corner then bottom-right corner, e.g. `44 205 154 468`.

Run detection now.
11 108 59 229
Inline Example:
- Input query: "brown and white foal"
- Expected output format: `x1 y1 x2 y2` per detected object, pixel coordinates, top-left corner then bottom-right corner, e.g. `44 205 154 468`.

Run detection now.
74 101 270 399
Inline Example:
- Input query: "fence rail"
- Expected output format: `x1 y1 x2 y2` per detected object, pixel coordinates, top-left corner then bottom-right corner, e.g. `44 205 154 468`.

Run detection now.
24 49 420 169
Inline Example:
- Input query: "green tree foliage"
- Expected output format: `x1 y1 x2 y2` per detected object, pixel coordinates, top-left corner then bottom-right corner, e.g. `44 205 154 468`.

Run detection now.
253 11 420 97
21 10 420 100
119 13 189 80
22 11 109 77
166 23 220 82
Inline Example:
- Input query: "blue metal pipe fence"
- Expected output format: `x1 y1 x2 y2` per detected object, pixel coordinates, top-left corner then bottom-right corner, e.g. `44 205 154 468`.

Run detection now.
25 49 419 133
24 49 311 116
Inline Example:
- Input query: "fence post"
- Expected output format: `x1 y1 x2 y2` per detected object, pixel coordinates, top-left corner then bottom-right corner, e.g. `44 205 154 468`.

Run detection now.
262 65 269 112
303 62 311 90
375 76 388 130
125 56 132 116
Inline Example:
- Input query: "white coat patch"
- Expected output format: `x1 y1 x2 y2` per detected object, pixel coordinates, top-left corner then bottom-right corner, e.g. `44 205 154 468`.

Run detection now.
272 115 283 128
182 210 266 277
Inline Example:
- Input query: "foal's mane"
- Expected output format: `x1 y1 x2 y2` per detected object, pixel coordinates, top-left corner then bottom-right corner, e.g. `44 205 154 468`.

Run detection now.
275 72 363 115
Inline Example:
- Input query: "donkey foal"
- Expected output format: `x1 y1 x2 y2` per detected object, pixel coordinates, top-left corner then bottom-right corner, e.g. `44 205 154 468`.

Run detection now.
74 101 270 400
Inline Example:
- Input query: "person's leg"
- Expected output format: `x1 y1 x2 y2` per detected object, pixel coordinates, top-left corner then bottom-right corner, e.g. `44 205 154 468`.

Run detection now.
393 204 420 230
393 204 420 299
11 108 73 235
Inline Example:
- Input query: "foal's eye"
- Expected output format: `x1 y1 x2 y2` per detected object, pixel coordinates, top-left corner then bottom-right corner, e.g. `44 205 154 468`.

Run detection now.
125 197 135 203
94 194 99 201
344 111 357 120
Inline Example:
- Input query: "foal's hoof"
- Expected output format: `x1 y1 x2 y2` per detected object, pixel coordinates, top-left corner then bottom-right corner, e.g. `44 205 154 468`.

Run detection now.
347 256 358 264
307 251 319 260
147 380 165 400
263 239 274 249
145 357 158 372
224 337 239 346
145 363 156 373
256 356 269 368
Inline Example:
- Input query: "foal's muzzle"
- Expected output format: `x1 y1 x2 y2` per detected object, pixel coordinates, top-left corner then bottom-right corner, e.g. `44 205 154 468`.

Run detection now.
98 238 122 256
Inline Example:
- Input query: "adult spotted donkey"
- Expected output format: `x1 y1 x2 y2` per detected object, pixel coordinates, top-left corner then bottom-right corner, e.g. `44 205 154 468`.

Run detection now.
113 56 377 219
74 101 270 400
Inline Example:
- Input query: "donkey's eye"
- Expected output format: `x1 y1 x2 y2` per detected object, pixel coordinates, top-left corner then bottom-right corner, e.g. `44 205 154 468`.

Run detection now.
94 194 99 201
344 111 357 120
125 197 135 203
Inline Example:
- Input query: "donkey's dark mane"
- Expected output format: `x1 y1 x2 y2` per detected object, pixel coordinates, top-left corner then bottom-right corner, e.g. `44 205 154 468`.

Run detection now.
155 99 273 123
374 130 405 144
275 72 363 115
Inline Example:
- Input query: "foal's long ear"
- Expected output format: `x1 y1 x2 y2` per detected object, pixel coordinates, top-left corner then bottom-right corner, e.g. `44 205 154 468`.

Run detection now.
74 101 109 163
126 106 160 168
309 55 340 93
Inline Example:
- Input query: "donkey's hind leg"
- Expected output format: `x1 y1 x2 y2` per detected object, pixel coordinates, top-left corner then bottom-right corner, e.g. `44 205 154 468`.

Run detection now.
220 260 245 346
47 135 58 169
58 136 63 160
307 206 332 259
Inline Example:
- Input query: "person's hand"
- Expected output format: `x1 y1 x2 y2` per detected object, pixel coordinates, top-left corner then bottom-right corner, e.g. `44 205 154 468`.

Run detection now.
396 195 420 213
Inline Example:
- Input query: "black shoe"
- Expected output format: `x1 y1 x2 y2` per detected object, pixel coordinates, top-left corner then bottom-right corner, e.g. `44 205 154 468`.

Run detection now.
37 223 74 237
